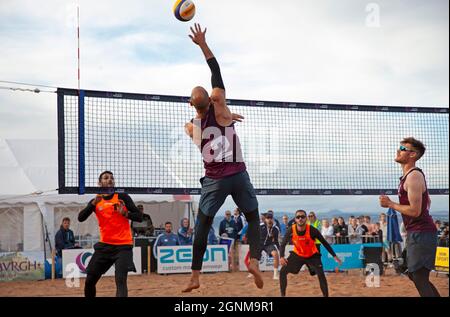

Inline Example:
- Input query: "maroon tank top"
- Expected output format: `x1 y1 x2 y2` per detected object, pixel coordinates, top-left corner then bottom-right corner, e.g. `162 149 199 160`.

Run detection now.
398 168 436 233
198 105 246 179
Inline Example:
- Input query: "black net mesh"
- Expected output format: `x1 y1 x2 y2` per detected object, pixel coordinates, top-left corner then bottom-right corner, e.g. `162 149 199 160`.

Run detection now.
58 88 449 195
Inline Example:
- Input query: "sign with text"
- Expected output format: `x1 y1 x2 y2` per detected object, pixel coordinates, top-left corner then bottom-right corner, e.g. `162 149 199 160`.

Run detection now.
435 247 449 272
157 245 228 274
0 251 45 282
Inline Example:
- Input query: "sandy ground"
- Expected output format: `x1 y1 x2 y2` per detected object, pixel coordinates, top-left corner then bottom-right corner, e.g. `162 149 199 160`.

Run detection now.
0 269 448 297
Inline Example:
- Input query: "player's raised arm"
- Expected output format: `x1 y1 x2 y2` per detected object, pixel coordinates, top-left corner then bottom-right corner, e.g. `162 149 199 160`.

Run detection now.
189 23 232 125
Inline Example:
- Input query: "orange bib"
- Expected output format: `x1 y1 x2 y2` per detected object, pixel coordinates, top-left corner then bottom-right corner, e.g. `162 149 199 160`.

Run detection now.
95 193 133 245
292 224 319 258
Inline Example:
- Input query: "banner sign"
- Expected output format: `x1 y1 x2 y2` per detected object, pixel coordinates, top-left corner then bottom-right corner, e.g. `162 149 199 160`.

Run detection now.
435 247 449 272
239 243 383 271
62 247 142 278
0 251 45 282
157 245 228 274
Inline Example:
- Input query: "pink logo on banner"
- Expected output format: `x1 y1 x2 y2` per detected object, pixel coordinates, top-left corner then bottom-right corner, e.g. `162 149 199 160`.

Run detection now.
75 251 93 273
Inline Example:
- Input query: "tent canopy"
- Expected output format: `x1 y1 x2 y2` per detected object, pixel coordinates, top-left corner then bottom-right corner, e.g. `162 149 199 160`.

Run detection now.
0 139 196 253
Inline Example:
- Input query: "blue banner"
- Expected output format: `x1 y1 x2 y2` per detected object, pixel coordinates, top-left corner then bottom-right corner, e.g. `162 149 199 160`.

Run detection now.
320 243 382 271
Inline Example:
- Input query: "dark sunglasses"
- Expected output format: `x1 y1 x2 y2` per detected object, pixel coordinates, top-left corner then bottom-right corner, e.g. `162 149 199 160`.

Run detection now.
399 145 416 152
296 215 307 219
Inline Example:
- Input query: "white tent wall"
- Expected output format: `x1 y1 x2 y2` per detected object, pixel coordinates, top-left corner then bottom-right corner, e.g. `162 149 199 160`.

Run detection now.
0 203 43 252
0 139 198 252
0 206 24 252
0 198 194 253
24 204 43 251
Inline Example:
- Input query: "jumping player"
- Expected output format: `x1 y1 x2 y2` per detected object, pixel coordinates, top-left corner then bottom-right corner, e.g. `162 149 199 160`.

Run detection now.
183 23 263 292
78 171 143 297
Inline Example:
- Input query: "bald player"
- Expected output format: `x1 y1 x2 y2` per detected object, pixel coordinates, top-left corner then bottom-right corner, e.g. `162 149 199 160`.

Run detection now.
183 23 263 292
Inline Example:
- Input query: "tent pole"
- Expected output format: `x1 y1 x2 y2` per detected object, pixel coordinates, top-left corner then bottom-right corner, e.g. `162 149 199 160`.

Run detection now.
51 249 56 280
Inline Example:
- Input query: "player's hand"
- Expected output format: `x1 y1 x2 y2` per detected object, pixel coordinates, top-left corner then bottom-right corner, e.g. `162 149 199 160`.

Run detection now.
334 256 343 266
232 113 244 123
116 200 128 217
189 23 207 46
280 257 288 266
184 122 193 138
91 194 103 206
379 195 393 208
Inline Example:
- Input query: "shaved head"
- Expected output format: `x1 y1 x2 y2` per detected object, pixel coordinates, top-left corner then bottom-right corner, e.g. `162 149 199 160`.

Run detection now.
190 86 210 110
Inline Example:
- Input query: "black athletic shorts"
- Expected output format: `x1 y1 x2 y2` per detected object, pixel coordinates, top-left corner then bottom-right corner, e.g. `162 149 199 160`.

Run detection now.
199 170 258 217
86 242 136 276
283 251 324 274
262 244 279 255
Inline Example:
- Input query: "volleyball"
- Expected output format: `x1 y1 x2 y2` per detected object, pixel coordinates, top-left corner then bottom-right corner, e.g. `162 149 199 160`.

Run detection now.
173 0 196 22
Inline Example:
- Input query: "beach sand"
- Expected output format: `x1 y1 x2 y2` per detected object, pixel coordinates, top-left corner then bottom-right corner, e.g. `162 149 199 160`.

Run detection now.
0 268 448 297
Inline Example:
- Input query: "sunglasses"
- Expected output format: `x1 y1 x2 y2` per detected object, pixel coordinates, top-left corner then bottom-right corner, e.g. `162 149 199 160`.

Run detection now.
296 215 307 219
399 145 416 152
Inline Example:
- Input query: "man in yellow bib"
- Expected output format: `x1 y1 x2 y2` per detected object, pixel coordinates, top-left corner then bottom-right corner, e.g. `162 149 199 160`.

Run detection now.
279 210 342 297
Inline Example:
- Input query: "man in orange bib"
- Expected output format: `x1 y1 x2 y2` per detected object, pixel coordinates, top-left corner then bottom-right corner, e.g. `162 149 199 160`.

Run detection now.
78 171 143 297
279 209 342 297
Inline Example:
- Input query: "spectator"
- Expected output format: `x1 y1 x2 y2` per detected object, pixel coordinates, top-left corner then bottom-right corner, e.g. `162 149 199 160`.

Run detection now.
232 208 246 241
208 227 219 245
55 217 80 257
335 217 348 244
266 210 281 229
280 215 289 240
348 217 364 244
219 210 237 240
348 215 355 226
331 217 339 234
260 213 280 280
131 204 155 236
438 222 449 247
260 213 266 225
372 222 383 243
307 211 321 231
321 219 334 244
153 222 180 258
379 213 390 262
359 216 369 243
435 220 443 236
364 215 375 234
308 211 322 250
240 223 248 243
178 218 193 245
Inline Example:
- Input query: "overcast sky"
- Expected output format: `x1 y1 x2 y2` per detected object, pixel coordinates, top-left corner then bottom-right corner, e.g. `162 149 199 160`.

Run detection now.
0 0 448 215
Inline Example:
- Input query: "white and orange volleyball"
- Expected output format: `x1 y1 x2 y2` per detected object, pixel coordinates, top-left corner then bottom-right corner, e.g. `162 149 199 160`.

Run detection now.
173 0 196 22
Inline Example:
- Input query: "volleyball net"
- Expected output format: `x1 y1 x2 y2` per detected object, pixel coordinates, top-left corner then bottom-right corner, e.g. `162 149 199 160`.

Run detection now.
57 88 449 195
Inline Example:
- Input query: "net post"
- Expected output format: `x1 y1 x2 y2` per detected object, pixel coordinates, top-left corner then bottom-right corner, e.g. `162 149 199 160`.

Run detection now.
78 90 85 195
57 89 65 193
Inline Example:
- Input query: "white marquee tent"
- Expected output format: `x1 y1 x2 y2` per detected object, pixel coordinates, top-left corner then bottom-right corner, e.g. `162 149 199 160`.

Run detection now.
0 139 196 254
